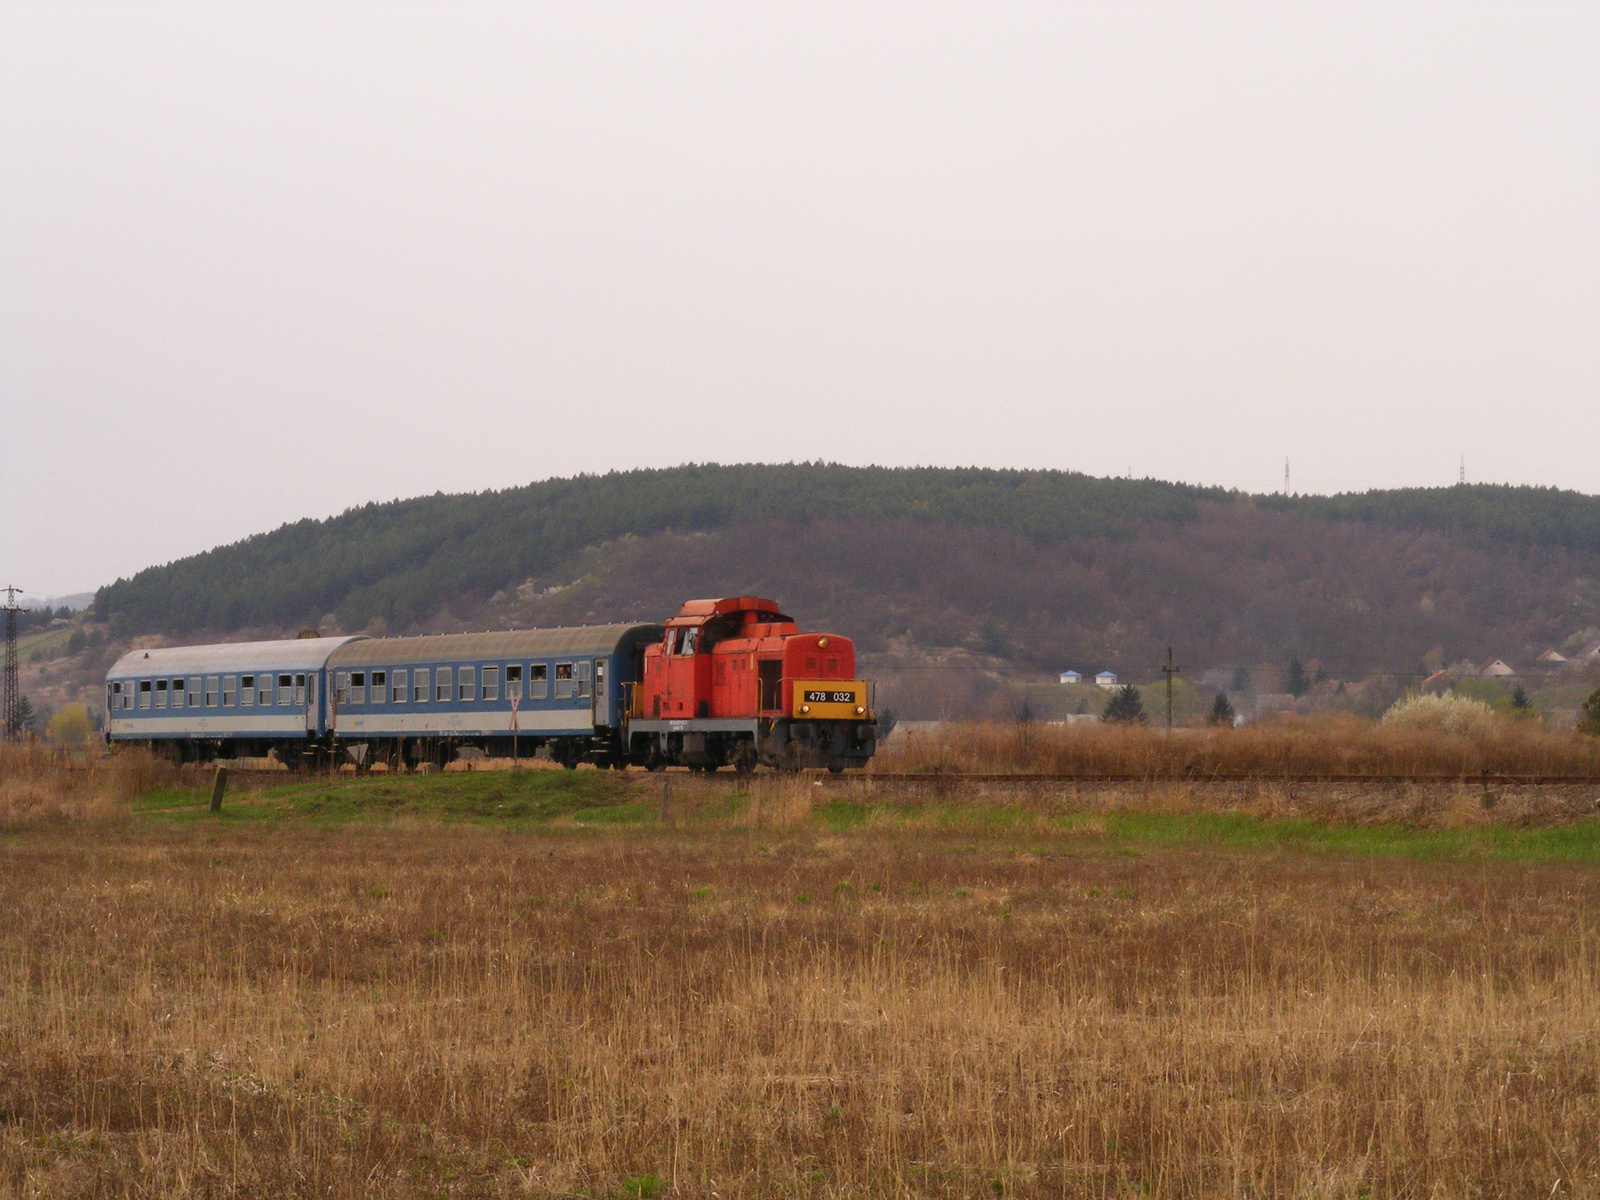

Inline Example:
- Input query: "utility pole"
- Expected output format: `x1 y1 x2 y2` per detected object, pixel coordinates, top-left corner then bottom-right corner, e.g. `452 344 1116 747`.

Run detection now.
1161 646 1180 730
2 586 20 742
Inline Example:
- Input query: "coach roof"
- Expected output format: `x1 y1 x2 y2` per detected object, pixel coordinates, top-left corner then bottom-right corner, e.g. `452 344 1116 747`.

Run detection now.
325 624 664 669
107 636 366 680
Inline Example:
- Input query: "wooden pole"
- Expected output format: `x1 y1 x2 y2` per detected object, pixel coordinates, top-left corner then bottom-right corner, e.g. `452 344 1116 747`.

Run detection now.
209 766 228 812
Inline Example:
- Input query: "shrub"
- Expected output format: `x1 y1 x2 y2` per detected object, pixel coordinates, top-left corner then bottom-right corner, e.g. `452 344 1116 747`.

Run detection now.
1381 692 1496 737
1580 689 1600 737
46 704 92 749
1208 692 1236 727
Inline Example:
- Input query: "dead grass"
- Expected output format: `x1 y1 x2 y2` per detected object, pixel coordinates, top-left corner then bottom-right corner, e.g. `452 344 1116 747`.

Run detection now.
879 714 1600 778
0 744 169 828
2 807 1598 1198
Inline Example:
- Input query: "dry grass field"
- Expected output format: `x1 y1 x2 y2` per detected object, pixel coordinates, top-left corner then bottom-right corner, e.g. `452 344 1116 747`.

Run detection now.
875 715 1600 778
3 747 1600 1198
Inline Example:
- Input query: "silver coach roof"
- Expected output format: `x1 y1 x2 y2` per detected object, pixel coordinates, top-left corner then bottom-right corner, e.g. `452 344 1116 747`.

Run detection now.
326 623 664 669
107 636 367 680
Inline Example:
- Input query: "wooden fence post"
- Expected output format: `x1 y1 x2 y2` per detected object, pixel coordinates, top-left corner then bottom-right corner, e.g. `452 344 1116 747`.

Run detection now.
209 766 228 812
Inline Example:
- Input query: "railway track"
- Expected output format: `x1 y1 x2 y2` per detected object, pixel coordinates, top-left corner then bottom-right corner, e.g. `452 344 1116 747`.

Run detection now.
843 771 1600 786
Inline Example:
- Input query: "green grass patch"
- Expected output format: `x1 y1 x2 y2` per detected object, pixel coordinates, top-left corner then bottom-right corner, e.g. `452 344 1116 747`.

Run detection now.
133 769 638 827
1060 810 1600 863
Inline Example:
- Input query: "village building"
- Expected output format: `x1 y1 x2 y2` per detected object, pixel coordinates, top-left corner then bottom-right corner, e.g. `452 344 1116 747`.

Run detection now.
1095 670 1119 689
1058 670 1082 685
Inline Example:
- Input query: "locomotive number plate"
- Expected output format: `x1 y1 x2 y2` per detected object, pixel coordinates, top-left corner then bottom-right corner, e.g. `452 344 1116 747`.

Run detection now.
805 690 855 704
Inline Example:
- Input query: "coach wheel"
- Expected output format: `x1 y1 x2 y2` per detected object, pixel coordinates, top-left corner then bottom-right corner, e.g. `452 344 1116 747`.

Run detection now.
827 763 845 775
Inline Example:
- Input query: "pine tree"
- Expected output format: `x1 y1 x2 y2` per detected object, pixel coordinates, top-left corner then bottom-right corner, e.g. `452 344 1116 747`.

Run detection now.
10 695 35 738
1102 684 1147 724
1511 684 1531 712
1209 692 1235 726
1285 655 1310 698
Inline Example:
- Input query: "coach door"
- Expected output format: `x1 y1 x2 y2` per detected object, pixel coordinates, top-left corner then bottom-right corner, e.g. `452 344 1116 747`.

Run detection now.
591 659 607 726
303 674 316 732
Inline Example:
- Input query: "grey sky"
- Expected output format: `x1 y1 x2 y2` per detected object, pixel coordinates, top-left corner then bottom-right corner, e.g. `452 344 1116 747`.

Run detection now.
2 2 1597 597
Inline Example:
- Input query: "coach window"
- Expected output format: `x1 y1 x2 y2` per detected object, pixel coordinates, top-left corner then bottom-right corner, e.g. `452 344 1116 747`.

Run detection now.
155 678 168 709
458 666 475 702
413 668 429 703
138 680 151 709
577 661 591 698
350 672 365 705
530 663 548 699
240 676 254 707
188 677 202 708
371 671 386 704
204 677 219 707
482 666 499 701
222 676 237 707
594 660 606 700
109 682 119 711
335 672 349 704
171 679 184 708
436 667 452 702
392 670 407 703
554 662 574 699
277 674 292 705
506 664 523 701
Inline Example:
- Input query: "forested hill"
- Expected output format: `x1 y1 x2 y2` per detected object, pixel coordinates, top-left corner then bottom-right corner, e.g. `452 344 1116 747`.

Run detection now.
95 466 1219 633
93 465 1600 673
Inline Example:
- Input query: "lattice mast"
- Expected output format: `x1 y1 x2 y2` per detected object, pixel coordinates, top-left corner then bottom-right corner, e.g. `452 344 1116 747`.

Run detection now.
2 586 20 742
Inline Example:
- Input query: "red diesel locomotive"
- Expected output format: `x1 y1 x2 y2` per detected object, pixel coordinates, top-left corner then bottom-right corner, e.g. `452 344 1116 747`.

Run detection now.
626 596 877 773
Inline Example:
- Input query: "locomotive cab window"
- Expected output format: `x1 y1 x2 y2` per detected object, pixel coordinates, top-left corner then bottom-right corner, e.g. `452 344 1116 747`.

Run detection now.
530 663 548 699
240 676 254 707
677 628 699 655
392 670 407 703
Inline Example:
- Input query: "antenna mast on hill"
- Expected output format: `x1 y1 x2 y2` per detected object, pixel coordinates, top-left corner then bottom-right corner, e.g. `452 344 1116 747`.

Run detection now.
1459 454 1465 485
1284 458 1290 496
2 586 20 742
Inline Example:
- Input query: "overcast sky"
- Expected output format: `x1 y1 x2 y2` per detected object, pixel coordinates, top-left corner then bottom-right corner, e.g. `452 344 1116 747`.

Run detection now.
2 2 1597 598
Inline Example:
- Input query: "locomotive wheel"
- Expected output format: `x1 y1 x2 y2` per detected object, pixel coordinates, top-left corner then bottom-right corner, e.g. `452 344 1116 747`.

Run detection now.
733 743 758 775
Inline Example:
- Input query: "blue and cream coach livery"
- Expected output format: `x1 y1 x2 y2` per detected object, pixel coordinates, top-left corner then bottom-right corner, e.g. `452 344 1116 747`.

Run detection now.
106 636 364 764
106 624 663 769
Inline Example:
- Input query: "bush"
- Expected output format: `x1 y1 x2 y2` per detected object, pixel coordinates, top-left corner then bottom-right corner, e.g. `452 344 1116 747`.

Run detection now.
46 704 92 749
1208 692 1236 726
1382 692 1496 737
1580 689 1600 737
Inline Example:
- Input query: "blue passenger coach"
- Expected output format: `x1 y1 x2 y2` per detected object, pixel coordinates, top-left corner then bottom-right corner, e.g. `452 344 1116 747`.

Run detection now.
323 623 663 768
105 636 366 763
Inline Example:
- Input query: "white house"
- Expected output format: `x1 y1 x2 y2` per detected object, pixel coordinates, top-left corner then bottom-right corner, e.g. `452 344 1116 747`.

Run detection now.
1058 670 1082 685
1481 658 1516 678
1536 649 1568 664
1095 670 1119 689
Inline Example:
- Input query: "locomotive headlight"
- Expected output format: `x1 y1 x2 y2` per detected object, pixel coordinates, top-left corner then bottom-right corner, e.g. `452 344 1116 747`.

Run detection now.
801 704 811 714
854 705 865 715
817 636 829 648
